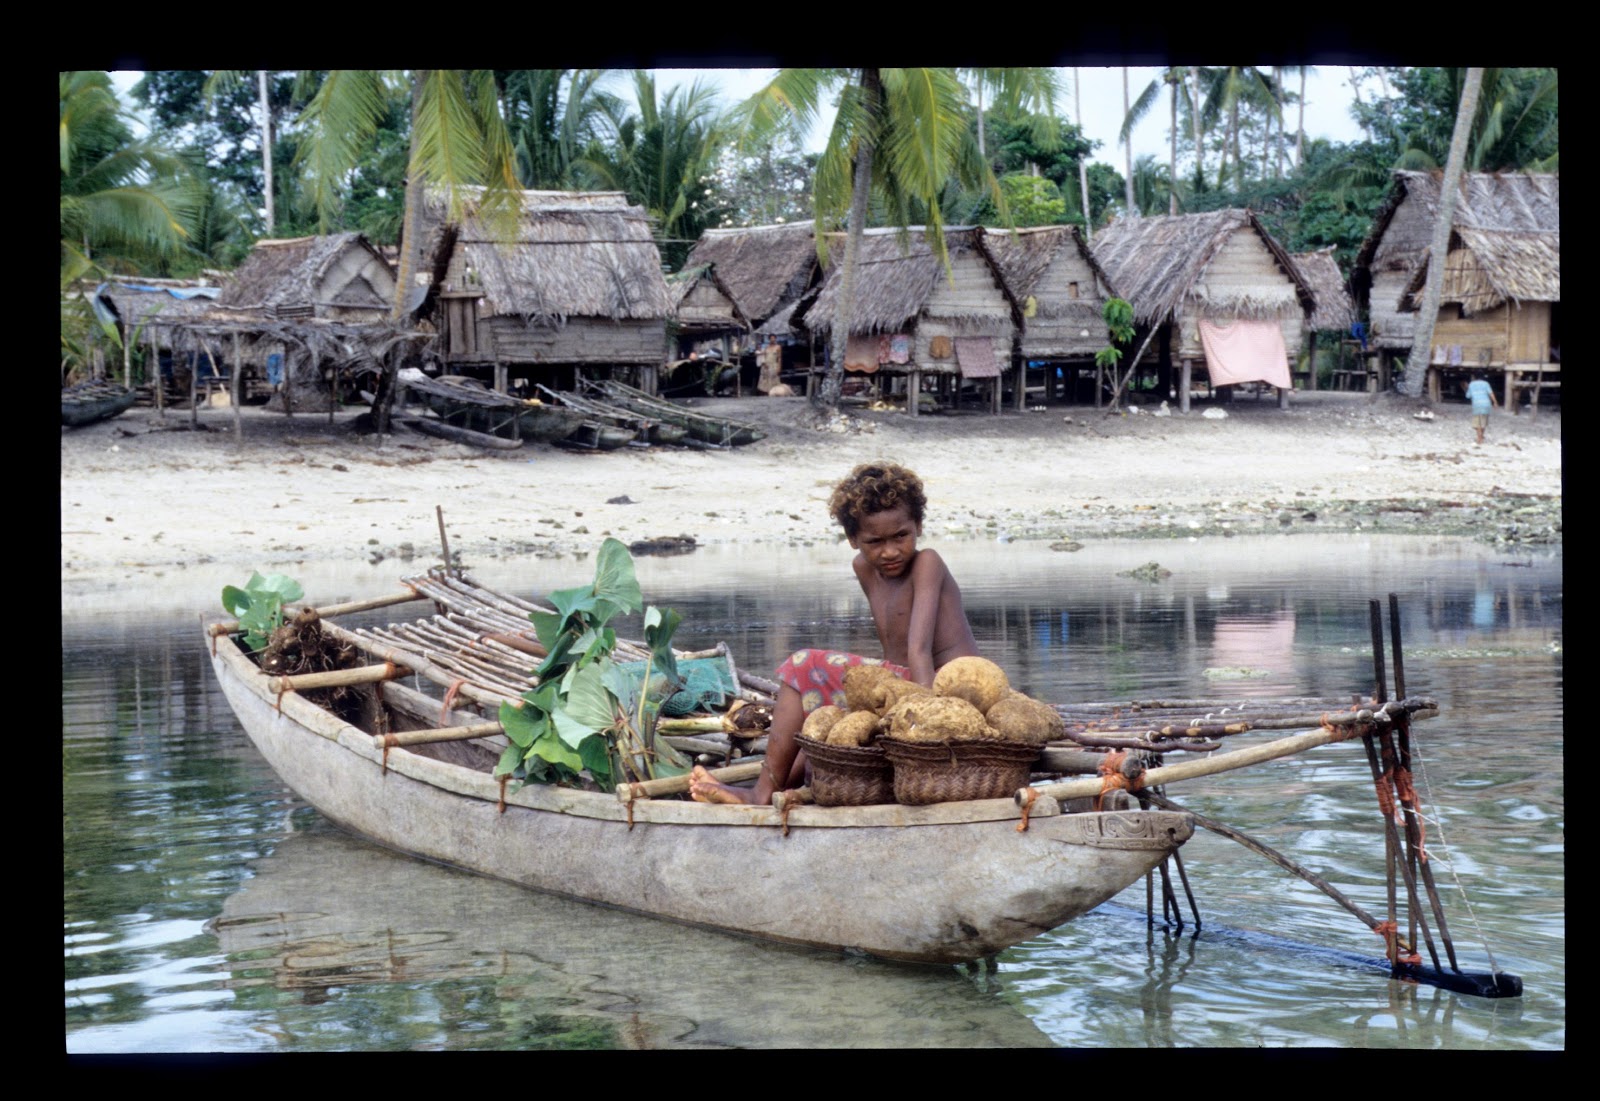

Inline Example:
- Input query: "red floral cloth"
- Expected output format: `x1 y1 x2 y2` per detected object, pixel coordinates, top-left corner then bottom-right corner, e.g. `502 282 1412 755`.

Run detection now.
776 649 910 715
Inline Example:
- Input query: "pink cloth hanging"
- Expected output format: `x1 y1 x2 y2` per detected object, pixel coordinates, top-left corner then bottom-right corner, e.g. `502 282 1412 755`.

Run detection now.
844 335 880 373
954 337 1000 379
1197 319 1292 389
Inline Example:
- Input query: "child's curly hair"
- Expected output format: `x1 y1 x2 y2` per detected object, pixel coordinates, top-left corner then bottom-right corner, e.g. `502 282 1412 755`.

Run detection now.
828 462 927 539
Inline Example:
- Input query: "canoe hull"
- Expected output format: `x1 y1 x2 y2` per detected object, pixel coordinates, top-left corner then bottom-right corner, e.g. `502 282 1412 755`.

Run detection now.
209 630 1191 964
62 383 137 427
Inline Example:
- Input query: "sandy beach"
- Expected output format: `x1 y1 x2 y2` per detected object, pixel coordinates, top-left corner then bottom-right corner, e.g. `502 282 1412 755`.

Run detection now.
60 388 1561 603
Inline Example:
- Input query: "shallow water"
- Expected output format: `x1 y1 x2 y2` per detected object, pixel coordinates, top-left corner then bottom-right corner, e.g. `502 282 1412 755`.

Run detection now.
63 535 1563 1050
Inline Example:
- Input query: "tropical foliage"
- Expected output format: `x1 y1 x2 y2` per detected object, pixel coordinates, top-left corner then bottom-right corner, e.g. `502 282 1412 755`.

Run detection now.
496 539 691 790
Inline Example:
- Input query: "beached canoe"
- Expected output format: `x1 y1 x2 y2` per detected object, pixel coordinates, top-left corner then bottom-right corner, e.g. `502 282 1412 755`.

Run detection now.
589 379 766 448
403 374 586 443
62 381 137 427
204 574 1193 965
537 384 689 447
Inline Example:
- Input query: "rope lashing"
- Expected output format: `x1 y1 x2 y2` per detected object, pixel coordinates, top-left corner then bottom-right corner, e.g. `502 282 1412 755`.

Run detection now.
1097 750 1142 810
497 773 509 815
440 677 467 725
1017 785 1039 832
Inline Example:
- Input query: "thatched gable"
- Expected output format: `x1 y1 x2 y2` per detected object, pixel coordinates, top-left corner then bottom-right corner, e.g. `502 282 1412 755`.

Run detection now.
684 222 818 325
1290 248 1356 332
1090 209 1314 326
984 225 1117 358
212 233 395 321
668 263 750 332
805 227 1017 336
423 188 671 324
1399 227 1560 315
1352 171 1558 349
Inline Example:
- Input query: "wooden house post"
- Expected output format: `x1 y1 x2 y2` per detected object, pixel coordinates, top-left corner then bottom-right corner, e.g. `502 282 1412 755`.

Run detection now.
1179 359 1192 414
150 327 164 418
909 368 921 417
231 331 243 439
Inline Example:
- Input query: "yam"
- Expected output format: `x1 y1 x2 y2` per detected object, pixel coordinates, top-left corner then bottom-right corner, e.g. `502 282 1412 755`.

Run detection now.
842 664 901 713
985 692 1065 745
883 696 990 744
826 709 882 747
801 705 845 743
932 656 1010 714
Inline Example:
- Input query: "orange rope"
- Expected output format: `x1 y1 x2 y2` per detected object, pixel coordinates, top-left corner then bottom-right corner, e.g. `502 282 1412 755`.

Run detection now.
440 677 466 724
1393 764 1427 861
1097 751 1133 811
1017 786 1038 833
497 774 509 815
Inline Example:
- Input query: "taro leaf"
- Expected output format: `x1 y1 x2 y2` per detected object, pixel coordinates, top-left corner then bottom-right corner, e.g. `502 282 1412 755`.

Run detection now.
529 608 564 652
254 573 305 604
528 723 584 774
600 661 641 718
643 605 682 681
550 704 603 751
577 734 613 788
499 700 544 748
591 538 643 618
222 585 252 618
557 663 617 745
494 741 523 778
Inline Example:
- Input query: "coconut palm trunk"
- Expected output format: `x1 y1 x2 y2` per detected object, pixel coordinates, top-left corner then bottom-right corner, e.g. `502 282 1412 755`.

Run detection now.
1122 68 1136 217
1189 67 1205 190
258 70 275 234
1400 68 1485 400
1075 69 1092 237
1169 77 1179 214
820 68 882 411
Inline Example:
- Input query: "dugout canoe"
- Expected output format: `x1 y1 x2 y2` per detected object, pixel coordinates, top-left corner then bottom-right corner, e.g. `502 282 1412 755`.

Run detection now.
62 380 137 427
589 379 766 448
203 575 1192 965
403 374 585 443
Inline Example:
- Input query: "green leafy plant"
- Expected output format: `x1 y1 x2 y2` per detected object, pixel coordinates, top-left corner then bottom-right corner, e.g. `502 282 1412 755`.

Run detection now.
222 572 305 652
1094 297 1136 370
496 539 691 791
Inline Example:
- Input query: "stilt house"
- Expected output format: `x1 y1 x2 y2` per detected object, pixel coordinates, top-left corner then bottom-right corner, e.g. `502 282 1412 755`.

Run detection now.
684 222 821 333
1090 209 1314 411
1398 223 1560 405
1352 171 1558 394
419 189 672 393
983 225 1118 407
666 263 749 356
799 226 1017 416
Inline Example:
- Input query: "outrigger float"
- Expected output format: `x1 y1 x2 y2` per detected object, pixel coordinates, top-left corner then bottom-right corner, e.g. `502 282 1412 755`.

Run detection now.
204 569 1521 991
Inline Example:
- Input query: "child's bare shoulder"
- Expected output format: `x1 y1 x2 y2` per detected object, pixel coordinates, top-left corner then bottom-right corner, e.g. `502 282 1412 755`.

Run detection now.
910 548 956 580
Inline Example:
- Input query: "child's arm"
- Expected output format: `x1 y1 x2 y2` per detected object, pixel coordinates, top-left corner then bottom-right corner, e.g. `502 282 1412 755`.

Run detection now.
903 551 949 686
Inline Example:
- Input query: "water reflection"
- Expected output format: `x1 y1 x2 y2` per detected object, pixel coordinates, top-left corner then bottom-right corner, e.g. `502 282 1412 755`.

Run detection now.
63 536 1562 1050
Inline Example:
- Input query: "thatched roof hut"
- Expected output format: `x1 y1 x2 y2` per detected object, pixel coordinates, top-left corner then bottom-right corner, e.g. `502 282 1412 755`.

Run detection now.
1290 248 1356 333
1399 227 1560 315
419 188 671 374
1091 209 1313 406
1352 171 1558 351
684 222 819 329
92 278 221 351
667 262 750 339
983 225 1117 359
210 233 395 322
797 227 1016 412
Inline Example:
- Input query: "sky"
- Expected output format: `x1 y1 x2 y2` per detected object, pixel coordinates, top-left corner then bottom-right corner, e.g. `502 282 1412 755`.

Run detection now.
110 67 1367 176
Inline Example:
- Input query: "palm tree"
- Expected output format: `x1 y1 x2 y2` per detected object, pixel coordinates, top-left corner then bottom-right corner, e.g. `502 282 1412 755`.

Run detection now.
60 71 198 288
1200 66 1282 190
1123 67 1195 214
743 68 1048 410
1401 68 1485 399
498 69 615 190
582 71 728 268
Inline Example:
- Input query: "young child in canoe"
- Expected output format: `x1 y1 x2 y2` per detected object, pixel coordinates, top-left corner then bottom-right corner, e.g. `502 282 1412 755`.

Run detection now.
690 462 981 804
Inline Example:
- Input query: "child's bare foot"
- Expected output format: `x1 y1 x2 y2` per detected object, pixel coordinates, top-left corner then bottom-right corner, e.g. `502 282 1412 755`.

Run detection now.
689 765 751 804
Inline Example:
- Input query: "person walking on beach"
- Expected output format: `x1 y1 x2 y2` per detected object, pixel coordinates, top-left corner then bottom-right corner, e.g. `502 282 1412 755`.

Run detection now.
1466 372 1498 445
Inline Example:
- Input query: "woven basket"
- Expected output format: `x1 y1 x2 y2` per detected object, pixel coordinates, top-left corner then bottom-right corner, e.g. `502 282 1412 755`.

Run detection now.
798 735 895 806
881 739 1041 805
